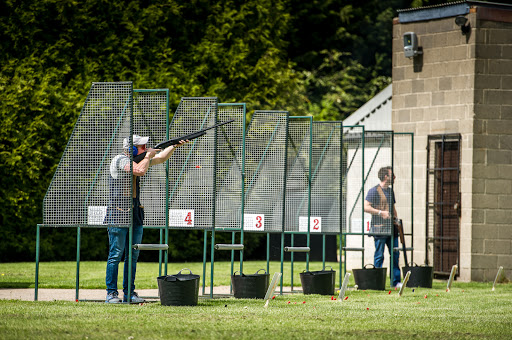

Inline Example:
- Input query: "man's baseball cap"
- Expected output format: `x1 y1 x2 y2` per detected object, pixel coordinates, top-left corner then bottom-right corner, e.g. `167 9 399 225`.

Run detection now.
123 135 149 149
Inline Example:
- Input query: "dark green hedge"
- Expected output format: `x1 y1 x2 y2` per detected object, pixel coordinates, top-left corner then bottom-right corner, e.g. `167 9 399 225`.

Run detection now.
0 0 435 262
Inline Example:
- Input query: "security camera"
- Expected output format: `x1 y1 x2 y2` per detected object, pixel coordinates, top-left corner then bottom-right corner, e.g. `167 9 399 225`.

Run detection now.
403 32 421 58
455 16 467 27
455 16 470 35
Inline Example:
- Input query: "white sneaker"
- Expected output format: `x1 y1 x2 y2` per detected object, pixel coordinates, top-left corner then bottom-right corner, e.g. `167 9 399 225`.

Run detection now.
105 292 121 303
123 291 145 303
395 282 403 289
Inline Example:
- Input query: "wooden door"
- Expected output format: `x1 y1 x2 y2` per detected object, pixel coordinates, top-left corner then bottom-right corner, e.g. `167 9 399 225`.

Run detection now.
426 135 461 276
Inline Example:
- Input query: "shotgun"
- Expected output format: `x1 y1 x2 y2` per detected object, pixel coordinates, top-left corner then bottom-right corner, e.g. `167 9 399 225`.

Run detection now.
132 119 234 163
395 218 409 266
154 119 235 149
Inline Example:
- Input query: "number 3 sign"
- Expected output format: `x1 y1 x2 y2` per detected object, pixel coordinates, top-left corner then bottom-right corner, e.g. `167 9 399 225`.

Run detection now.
244 214 264 231
299 216 322 233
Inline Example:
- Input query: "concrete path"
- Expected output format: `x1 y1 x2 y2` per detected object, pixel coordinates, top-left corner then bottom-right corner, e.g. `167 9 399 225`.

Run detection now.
0 285 295 302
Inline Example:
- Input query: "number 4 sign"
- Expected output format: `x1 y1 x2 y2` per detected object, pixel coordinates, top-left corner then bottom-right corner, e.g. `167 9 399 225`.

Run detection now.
169 209 194 227
299 216 321 233
244 214 264 231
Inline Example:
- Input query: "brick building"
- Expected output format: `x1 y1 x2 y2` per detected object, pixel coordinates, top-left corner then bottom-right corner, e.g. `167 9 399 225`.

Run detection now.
392 1 512 281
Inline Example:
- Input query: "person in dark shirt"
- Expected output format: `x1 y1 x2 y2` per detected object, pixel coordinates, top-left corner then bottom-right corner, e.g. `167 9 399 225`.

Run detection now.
364 166 402 288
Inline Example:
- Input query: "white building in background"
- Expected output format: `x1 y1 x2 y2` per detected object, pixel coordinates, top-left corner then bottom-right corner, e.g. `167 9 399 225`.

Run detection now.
343 84 392 131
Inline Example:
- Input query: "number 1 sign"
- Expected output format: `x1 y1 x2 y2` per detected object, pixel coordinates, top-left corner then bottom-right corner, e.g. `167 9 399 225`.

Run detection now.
244 214 264 231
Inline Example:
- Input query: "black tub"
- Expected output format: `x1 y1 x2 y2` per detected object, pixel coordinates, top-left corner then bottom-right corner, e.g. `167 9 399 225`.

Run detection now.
300 267 336 295
157 268 200 306
231 269 270 299
353 264 386 290
402 264 433 288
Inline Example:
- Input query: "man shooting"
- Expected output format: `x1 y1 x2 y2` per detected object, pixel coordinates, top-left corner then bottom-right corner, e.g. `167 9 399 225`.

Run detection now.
104 134 189 303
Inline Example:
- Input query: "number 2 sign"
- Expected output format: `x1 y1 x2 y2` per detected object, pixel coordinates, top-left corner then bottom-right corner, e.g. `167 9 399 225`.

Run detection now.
244 214 265 231
299 216 322 233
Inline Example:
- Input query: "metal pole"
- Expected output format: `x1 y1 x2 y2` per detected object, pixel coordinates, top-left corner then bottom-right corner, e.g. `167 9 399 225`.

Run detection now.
210 229 215 298
391 131 395 288
230 231 235 293
361 126 365 269
266 233 270 274
411 133 414 265
75 226 81 301
158 229 163 277
280 113 290 294
127 226 133 303
35 225 40 301
306 117 312 272
202 230 208 295
322 234 326 270
164 89 170 276
290 234 294 290
127 84 133 304
210 100 219 298
280 232 284 295
240 104 246 276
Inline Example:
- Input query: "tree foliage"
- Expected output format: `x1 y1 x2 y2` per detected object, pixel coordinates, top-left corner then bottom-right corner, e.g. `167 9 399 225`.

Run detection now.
0 0 447 262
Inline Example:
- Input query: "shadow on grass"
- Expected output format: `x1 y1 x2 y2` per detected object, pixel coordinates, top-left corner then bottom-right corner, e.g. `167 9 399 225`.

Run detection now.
0 282 33 288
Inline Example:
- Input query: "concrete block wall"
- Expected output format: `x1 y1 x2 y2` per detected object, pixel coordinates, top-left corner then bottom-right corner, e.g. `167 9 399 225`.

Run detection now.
392 13 476 281
392 6 512 282
471 8 512 282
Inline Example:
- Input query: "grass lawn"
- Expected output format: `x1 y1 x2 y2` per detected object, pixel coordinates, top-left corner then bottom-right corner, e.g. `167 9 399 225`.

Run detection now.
0 261 341 289
1 261 511 339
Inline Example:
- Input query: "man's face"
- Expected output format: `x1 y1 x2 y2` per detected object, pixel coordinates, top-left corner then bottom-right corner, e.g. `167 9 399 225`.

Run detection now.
136 144 147 154
386 170 395 185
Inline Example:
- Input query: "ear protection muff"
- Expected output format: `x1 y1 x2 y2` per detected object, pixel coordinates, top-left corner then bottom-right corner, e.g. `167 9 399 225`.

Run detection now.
132 146 138 157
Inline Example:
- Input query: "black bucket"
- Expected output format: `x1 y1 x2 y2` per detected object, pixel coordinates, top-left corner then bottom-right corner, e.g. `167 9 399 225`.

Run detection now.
299 267 336 295
402 264 433 288
157 268 200 306
231 269 270 299
353 264 386 290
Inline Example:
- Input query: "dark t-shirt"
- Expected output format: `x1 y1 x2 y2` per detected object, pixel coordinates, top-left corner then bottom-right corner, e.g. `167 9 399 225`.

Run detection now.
365 185 395 236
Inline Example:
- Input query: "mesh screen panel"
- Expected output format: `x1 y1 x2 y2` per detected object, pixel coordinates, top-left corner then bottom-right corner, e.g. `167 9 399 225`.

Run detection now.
362 131 393 236
167 97 218 230
243 111 289 233
342 126 364 234
393 133 413 241
310 121 343 234
214 103 246 230
43 82 134 227
133 90 168 227
42 83 172 228
284 117 312 233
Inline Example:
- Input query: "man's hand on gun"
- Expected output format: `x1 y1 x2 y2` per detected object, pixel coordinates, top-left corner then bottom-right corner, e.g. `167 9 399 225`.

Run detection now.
379 209 391 219
154 139 189 153
173 139 189 148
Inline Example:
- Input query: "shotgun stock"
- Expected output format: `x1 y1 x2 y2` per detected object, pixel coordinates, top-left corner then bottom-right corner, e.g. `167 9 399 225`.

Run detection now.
395 219 408 266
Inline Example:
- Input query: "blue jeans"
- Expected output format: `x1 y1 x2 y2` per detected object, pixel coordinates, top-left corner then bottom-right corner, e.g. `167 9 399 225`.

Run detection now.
374 236 401 287
106 225 143 295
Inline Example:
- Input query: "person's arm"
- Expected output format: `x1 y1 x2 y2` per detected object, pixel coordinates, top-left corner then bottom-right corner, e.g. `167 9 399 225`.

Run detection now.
364 200 381 216
124 149 157 177
364 199 391 219
150 140 189 166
